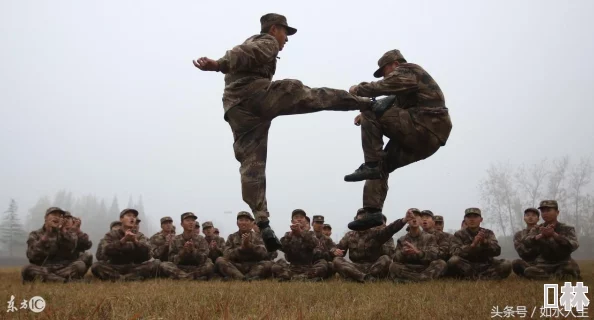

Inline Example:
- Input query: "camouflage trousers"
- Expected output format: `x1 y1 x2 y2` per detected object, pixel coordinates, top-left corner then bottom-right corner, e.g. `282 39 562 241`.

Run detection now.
79 252 93 270
332 255 392 282
360 107 450 211
389 260 447 281
215 257 274 280
271 259 329 280
522 258 581 280
91 260 161 281
159 260 215 280
447 256 512 280
226 79 371 222
22 260 87 282
511 259 536 277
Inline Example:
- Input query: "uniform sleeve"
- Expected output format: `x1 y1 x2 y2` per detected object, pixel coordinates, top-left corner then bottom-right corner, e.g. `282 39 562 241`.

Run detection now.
59 231 78 253
76 231 93 251
523 226 540 246
382 238 396 258
26 231 50 264
150 233 169 260
418 235 439 263
553 226 579 252
133 233 151 261
450 231 477 258
355 68 418 98
95 239 106 261
169 239 182 264
223 235 241 260
247 233 269 260
481 230 501 257
103 232 133 257
514 230 534 260
216 35 279 74
336 234 349 255
394 238 405 262
208 237 225 258
374 219 407 244
189 237 209 265
435 233 451 260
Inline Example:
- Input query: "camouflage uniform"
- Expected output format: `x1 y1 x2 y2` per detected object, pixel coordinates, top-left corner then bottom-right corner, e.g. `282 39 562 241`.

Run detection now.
159 232 214 280
254 231 277 261
348 50 452 211
272 230 328 280
91 224 160 281
389 231 446 281
96 221 121 262
425 229 451 261
313 217 337 278
382 237 396 258
512 227 539 277
333 218 407 282
215 231 273 280
449 225 511 280
22 225 87 282
216 14 371 222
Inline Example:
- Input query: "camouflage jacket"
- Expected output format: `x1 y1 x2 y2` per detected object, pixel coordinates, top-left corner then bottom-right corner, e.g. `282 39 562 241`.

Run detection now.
216 33 279 115
168 232 209 266
26 226 78 265
451 227 501 263
223 231 269 263
101 229 152 265
383 237 396 258
523 222 579 262
425 229 451 261
253 231 278 260
354 63 451 145
514 228 539 262
313 231 337 261
204 235 226 262
280 230 320 265
149 231 174 261
95 238 107 262
336 219 407 263
70 229 92 260
394 231 439 265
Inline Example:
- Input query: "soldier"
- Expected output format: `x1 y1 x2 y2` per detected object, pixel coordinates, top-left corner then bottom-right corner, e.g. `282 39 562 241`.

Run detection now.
304 216 311 232
69 214 93 273
448 208 511 280
193 13 375 252
214 228 220 237
434 215 445 232
160 212 214 280
322 224 332 237
332 209 414 282
215 211 274 280
272 210 328 281
389 209 446 282
194 221 201 236
96 221 122 262
521 200 580 280
420 210 451 261
203 221 226 263
344 49 453 231
133 218 141 233
511 208 540 277
91 209 160 281
311 215 336 278
149 216 175 262
22 207 87 283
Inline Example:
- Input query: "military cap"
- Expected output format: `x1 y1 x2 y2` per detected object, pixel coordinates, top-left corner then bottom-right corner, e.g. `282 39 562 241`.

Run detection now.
538 200 558 210
524 208 540 216
119 208 139 218
63 211 73 218
237 211 255 221
136 218 142 223
110 221 122 229
214 228 220 233
464 208 482 217
323 224 332 230
260 13 297 35
305 216 311 223
313 215 324 223
420 210 434 217
202 221 214 229
181 212 197 221
45 207 66 217
409 208 421 215
434 215 444 222
160 216 173 224
373 49 407 78
291 209 307 217
195 221 200 228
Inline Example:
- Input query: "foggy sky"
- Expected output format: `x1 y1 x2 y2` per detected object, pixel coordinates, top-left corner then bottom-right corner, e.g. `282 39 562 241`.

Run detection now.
1 0 593 238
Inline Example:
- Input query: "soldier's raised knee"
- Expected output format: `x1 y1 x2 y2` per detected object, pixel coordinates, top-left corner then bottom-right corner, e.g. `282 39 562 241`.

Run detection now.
499 260 512 276
447 256 461 268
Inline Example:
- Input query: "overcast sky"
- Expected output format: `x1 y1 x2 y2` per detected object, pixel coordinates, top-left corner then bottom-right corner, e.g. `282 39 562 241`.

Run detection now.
1 0 593 238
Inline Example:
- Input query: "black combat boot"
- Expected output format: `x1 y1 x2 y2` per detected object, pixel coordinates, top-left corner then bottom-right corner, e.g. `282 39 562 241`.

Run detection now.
344 163 382 182
257 220 282 252
347 210 384 231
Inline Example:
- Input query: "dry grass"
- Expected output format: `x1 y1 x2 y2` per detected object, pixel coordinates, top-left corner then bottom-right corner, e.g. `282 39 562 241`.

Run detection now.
2 261 593 320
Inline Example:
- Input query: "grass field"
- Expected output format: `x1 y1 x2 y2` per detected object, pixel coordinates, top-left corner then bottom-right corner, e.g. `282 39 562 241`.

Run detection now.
2 261 593 320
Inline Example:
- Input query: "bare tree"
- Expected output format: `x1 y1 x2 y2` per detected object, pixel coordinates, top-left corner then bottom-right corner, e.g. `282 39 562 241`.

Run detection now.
567 157 593 235
546 156 569 206
0 199 28 257
515 159 549 208
479 162 521 236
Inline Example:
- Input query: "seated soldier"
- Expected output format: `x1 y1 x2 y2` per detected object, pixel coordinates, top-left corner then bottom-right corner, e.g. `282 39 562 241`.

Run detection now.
522 200 580 280
448 208 511 280
67 214 93 274
96 221 121 262
420 210 451 262
91 208 160 281
215 211 273 281
150 216 175 262
322 224 332 237
389 210 446 282
332 208 413 282
272 210 328 282
22 207 87 283
194 221 201 235
512 208 540 277
311 215 336 278
214 228 220 237
203 221 226 263
160 212 214 280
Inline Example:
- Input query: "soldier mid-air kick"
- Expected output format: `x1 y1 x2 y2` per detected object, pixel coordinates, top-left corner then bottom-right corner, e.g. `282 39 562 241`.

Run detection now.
192 13 376 251
344 50 453 231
